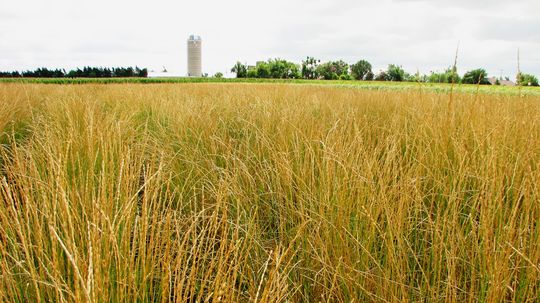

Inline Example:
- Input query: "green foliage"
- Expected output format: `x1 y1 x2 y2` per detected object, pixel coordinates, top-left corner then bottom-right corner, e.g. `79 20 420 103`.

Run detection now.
1 66 148 78
22 68 65 78
0 71 22 77
462 69 490 85
386 64 406 82
2 77 539 97
316 60 350 80
254 62 271 78
406 71 427 82
301 57 320 79
267 59 301 79
231 62 248 78
213 72 224 78
339 74 352 80
350 60 372 80
243 59 300 79
376 65 410 82
517 73 539 86
247 66 258 78
427 67 460 84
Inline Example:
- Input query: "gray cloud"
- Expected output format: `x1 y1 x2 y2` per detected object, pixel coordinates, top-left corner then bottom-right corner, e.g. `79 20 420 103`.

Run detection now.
476 17 540 42
0 0 539 78
391 0 514 9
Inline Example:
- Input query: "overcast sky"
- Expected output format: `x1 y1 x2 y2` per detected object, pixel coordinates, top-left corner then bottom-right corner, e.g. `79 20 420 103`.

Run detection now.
1 0 539 78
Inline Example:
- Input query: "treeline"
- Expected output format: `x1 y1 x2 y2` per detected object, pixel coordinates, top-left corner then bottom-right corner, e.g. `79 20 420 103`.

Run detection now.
0 66 148 78
231 57 539 86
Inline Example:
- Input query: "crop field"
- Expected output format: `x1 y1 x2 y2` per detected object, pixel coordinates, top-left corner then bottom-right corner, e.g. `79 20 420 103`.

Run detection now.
0 83 539 302
2 77 540 96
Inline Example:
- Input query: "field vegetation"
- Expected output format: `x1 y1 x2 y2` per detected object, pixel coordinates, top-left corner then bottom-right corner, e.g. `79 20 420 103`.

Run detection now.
1 77 540 96
0 83 539 302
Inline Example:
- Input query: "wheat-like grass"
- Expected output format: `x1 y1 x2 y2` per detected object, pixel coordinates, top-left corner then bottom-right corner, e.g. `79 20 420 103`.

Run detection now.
0 83 539 302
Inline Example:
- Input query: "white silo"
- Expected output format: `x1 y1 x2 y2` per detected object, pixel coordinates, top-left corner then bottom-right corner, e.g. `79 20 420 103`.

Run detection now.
187 35 202 77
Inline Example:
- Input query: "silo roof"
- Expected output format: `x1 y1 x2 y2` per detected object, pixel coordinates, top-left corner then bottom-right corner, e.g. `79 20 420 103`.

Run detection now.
188 34 201 41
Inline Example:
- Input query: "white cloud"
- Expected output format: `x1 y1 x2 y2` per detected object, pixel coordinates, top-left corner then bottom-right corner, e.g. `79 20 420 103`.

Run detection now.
0 0 539 78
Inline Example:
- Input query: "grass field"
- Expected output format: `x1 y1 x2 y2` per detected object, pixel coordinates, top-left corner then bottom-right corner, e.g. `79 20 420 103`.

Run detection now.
0 83 539 302
2 77 540 96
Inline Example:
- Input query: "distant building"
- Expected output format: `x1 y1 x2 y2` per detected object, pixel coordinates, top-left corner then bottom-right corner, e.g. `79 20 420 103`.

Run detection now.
187 35 202 77
488 77 515 86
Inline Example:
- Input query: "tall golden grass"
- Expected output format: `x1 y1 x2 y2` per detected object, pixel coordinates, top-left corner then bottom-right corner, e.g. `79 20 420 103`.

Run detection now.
0 83 539 302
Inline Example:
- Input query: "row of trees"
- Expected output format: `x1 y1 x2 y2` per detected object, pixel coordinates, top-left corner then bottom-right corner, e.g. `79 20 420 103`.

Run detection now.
0 66 148 78
232 59 301 79
231 57 539 86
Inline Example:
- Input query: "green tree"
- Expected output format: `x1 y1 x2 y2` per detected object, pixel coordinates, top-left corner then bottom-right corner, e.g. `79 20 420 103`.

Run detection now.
517 72 539 86
407 71 427 83
316 60 349 80
447 66 460 83
267 59 301 79
213 72 224 78
137 68 148 77
429 67 460 83
462 69 490 85
255 61 271 78
301 56 320 79
0 71 21 78
386 64 405 81
231 62 248 78
427 71 445 83
427 67 460 84
350 60 372 80
247 66 258 78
